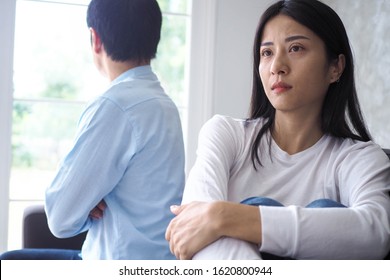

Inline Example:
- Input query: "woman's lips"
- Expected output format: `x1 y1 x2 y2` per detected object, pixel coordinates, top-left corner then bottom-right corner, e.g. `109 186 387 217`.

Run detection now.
271 81 292 93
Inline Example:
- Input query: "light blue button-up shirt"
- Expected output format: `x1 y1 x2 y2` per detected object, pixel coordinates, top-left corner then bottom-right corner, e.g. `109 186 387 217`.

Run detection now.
45 66 185 259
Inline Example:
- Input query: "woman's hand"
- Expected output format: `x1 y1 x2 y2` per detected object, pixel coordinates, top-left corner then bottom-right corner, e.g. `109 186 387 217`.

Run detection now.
89 200 107 219
165 201 223 260
166 201 262 260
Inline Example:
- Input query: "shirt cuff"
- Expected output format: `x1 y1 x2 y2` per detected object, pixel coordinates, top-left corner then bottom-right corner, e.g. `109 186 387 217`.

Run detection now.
259 205 299 257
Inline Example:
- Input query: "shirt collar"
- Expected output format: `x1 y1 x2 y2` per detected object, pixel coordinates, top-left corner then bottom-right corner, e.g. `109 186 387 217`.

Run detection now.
111 65 154 86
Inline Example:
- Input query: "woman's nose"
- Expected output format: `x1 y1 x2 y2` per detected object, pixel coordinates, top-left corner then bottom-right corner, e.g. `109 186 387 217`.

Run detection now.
270 53 289 75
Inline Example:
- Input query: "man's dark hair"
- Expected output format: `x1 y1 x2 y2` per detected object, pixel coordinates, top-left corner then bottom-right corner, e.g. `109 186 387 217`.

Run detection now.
86 0 162 62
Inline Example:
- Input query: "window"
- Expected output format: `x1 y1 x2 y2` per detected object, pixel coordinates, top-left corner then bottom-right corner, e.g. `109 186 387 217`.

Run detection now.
4 0 191 250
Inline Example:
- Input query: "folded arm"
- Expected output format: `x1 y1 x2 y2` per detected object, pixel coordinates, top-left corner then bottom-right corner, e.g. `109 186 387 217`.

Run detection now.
166 201 262 260
45 100 133 237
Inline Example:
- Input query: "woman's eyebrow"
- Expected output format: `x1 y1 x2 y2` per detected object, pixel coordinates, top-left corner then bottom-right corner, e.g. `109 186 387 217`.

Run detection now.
285 35 310 42
260 35 310 47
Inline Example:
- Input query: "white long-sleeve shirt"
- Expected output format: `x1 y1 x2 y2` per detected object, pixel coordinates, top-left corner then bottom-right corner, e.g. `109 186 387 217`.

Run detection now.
182 115 390 259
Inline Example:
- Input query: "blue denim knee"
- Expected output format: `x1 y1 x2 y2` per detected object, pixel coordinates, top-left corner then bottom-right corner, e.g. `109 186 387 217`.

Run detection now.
241 197 346 208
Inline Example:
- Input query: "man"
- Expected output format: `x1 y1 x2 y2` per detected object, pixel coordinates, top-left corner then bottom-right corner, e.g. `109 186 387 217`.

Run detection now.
46 0 185 260
1 0 185 260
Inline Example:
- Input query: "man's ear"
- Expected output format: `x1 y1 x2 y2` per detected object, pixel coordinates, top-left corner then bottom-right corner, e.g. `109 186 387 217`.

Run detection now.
90 28 103 54
330 54 346 83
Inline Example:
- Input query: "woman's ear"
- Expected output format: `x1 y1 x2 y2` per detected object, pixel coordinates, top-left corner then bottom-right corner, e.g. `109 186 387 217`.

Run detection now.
330 54 346 83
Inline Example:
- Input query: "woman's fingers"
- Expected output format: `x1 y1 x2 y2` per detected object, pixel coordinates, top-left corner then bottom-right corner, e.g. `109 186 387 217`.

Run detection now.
166 201 221 259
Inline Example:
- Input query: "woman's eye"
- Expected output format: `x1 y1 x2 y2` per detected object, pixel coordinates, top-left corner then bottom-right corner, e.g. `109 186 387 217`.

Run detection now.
261 49 272 57
290 45 303 52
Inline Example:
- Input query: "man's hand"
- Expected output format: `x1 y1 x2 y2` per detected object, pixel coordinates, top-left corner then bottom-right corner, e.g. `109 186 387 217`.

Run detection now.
89 200 107 219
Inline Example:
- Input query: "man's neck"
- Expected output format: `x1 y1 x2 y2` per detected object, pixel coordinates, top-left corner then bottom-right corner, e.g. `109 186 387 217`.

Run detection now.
99 54 150 82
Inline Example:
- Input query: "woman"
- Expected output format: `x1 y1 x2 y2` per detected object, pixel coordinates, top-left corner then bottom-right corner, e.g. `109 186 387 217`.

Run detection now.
166 0 390 260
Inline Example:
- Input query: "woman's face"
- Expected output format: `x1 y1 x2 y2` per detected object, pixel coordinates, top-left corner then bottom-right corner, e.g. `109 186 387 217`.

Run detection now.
259 15 340 117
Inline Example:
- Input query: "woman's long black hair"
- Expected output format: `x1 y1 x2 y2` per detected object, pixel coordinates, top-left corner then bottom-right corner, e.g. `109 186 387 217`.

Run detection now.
249 0 371 169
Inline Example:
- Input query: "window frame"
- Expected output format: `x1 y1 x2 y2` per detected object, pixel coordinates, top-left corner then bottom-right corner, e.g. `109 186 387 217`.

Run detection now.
185 0 217 172
0 0 16 253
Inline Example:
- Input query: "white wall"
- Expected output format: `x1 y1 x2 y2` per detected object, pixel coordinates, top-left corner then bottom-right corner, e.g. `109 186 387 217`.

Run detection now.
323 0 390 148
212 0 274 118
